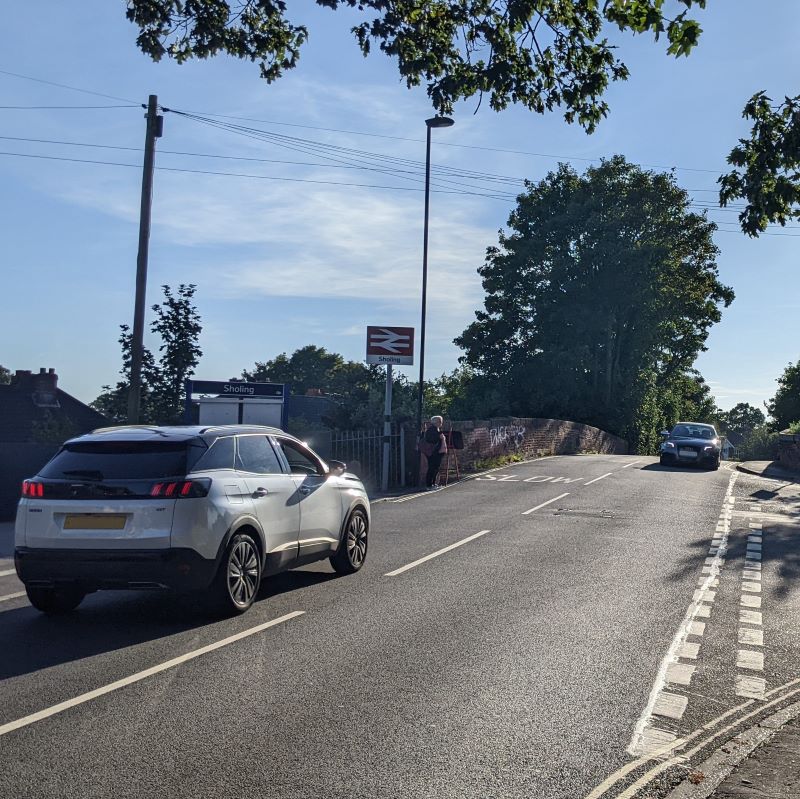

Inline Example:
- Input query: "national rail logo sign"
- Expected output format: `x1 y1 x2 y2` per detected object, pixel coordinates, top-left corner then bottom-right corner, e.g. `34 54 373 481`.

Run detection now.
366 326 415 366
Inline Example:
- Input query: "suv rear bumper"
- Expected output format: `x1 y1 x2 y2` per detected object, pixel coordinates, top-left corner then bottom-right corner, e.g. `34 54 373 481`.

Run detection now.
14 547 218 591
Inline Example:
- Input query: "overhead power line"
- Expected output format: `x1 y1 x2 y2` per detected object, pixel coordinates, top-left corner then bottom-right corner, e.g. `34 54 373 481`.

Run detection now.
4 148 799 234
0 104 137 110
0 150 515 200
174 107 724 175
0 68 138 105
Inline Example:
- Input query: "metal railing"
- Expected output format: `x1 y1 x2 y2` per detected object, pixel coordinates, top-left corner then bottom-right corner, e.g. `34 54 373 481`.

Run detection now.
330 426 406 491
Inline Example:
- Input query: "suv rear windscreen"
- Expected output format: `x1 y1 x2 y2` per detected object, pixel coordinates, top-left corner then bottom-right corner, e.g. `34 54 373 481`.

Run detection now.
40 441 206 480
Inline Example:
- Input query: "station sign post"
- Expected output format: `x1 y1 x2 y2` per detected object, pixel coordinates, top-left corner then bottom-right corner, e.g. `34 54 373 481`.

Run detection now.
366 327 414 491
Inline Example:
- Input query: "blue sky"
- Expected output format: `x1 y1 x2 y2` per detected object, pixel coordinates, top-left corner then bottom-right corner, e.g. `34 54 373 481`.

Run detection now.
1 2 798 414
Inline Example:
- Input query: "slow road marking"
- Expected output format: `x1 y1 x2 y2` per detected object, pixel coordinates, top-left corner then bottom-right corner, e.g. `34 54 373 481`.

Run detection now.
522 492 570 515
0 611 305 738
384 530 491 577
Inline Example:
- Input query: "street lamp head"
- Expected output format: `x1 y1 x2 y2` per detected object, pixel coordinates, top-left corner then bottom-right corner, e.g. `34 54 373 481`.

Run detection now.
425 116 455 129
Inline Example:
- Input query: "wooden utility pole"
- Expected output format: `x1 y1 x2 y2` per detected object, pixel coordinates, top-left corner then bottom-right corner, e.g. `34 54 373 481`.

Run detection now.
127 94 163 423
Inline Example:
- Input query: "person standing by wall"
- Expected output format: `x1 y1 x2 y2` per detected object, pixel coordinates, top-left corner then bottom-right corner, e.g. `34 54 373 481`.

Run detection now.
420 415 447 489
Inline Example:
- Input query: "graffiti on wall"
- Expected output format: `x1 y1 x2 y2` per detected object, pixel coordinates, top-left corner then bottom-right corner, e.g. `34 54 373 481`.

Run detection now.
489 425 526 450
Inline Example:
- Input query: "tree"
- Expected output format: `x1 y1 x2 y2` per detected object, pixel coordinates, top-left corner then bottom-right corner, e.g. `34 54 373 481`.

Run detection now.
768 359 800 432
244 345 345 394
120 2 799 235
92 284 203 424
149 284 203 422
242 345 424 429
0 364 10 384
719 93 800 236
716 402 766 440
455 156 733 452
125 1 705 133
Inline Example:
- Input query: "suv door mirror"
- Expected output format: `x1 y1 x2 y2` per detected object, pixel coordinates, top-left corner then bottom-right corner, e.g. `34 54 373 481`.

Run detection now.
327 460 346 477
660 430 670 437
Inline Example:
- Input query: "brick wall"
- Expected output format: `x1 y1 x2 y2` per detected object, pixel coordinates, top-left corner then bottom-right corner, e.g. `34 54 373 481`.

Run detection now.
441 416 628 474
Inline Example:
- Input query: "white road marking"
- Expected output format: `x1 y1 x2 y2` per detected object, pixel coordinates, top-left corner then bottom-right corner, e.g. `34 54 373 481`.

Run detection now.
666 662 695 685
652 692 688 720
678 642 700 659
0 591 25 603
627 468 738 758
687 621 706 636
622 460 643 469
384 530 491 577
693 590 716 603
740 610 762 625
748 522 763 529
0 569 16 577
635 727 678 757
521 492 570 515
604 681 800 799
584 472 613 485
742 582 761 593
0 611 305 738
737 649 764 671
739 628 764 647
735 674 766 700
748 535 763 543
740 594 762 608
746 552 762 561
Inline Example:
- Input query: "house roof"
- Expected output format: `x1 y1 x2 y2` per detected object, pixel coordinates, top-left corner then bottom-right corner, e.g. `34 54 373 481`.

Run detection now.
0 369 109 443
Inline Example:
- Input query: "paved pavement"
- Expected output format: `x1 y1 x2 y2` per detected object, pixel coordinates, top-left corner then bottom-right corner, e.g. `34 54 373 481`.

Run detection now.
1 455 799 799
736 460 800 482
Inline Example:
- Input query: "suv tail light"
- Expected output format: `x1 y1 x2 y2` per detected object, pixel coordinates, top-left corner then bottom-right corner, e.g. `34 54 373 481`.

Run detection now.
150 478 211 498
22 480 44 498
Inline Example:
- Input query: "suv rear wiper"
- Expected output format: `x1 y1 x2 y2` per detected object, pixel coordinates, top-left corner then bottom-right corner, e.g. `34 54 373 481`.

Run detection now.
62 469 105 481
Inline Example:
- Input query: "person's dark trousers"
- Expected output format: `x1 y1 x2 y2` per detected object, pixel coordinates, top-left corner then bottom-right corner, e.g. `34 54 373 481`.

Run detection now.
426 452 444 487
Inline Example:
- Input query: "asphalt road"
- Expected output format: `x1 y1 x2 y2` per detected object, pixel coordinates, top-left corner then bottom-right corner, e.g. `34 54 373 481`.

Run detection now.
1 455 798 799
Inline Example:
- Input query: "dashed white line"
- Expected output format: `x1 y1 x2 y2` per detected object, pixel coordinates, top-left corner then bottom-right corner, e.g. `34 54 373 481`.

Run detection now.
0 568 16 577
521 492 570 515
627 468 738 757
0 591 25 603
584 472 613 485
740 594 762 608
622 460 644 469
0 611 305 738
739 628 764 646
384 530 491 577
737 649 764 671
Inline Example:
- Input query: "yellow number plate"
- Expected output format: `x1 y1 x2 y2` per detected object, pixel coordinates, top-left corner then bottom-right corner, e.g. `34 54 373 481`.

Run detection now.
64 514 127 530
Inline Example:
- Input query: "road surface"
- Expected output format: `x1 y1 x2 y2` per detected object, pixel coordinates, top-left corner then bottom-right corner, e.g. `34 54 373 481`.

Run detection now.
1 455 798 799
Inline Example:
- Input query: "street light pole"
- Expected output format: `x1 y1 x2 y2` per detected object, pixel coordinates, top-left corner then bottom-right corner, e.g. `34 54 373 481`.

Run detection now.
415 116 454 481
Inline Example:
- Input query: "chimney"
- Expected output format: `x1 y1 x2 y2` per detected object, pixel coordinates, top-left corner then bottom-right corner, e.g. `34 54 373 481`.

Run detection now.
32 367 60 408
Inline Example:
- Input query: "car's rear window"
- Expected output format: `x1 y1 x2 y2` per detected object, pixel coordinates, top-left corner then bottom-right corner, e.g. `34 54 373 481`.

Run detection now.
40 441 205 480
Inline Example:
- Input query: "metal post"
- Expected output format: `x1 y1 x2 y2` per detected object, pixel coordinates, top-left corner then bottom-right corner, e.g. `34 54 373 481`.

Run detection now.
400 425 406 487
127 94 163 423
382 364 393 492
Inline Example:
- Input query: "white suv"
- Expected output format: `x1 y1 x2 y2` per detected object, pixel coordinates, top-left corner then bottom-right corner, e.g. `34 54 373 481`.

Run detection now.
14 425 370 615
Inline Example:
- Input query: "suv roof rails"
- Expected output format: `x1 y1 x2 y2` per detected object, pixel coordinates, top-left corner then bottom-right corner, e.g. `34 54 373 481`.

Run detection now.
90 425 170 436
